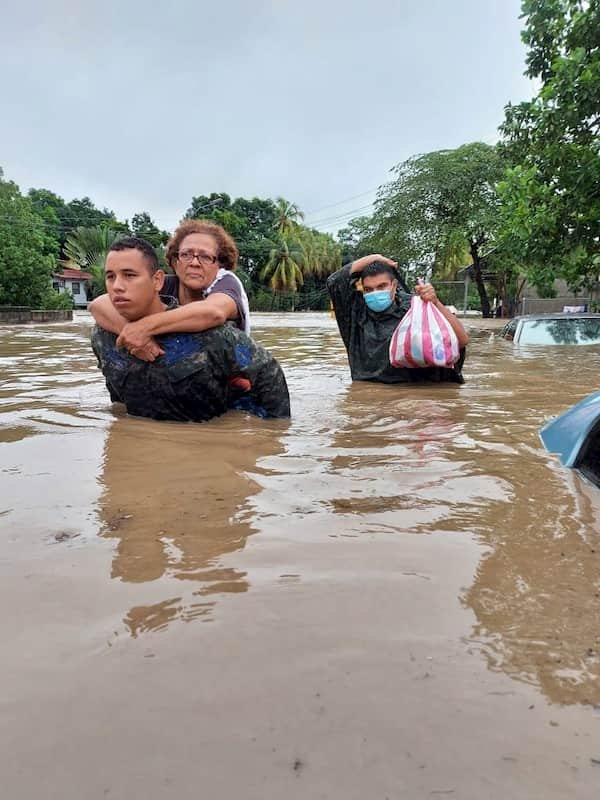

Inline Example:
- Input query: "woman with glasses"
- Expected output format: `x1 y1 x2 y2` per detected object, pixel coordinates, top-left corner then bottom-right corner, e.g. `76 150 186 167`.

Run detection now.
89 219 250 362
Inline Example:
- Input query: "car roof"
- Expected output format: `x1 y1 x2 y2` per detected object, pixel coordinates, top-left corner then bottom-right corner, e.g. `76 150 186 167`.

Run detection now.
512 312 600 322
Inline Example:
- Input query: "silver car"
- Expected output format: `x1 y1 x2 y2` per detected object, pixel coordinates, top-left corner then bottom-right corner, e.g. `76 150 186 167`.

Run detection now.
500 312 600 345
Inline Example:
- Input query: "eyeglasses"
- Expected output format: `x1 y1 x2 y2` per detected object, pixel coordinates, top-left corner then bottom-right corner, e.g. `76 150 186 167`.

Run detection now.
177 250 217 267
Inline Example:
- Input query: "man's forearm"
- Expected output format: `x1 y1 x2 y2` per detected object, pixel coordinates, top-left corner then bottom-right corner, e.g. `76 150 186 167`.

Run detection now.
350 255 379 274
350 254 398 274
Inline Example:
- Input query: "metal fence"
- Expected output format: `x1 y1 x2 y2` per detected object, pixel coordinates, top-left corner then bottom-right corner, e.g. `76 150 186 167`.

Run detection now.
433 286 595 317
519 296 593 315
433 280 473 312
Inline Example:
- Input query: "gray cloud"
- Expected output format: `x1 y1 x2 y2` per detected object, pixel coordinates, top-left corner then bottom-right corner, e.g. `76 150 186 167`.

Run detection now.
1 0 533 233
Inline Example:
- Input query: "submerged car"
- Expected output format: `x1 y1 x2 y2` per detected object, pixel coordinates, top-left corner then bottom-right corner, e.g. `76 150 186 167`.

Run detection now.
501 312 600 346
540 390 600 487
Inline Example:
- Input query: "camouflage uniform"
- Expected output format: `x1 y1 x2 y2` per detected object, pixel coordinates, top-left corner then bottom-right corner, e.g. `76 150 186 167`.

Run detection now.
91 316 290 422
327 263 465 384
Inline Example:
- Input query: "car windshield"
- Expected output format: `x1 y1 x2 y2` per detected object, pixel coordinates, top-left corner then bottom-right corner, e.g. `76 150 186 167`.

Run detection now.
519 317 600 345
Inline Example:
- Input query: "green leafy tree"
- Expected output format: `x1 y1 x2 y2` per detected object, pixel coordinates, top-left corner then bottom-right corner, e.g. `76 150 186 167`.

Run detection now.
62 225 125 298
230 197 279 276
185 193 279 278
185 192 248 240
185 192 230 220
371 143 506 316
499 0 600 293
67 197 129 234
28 188 129 252
131 212 170 267
27 189 62 258
0 169 57 308
337 216 379 263
131 212 169 249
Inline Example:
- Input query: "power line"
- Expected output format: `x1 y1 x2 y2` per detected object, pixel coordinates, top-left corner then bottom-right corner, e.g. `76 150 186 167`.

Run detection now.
305 202 376 229
8 181 387 232
303 186 381 218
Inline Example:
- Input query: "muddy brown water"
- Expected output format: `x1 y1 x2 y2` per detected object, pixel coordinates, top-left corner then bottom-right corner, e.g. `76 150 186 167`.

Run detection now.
1 312 600 799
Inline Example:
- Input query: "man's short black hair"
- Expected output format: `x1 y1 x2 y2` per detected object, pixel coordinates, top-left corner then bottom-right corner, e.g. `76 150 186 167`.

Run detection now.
108 237 160 273
361 262 397 281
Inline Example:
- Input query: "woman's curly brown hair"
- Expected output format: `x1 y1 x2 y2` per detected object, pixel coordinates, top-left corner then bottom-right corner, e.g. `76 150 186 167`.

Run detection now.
165 219 239 272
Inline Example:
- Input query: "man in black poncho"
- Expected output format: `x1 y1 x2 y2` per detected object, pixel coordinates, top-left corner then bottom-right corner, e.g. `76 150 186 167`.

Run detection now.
327 253 469 384
91 237 290 421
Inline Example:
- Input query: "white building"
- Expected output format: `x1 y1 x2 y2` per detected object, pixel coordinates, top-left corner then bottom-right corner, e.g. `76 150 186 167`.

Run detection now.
51 269 93 308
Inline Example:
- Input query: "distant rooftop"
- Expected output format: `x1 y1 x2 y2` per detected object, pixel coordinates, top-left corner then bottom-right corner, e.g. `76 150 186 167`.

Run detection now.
53 269 93 280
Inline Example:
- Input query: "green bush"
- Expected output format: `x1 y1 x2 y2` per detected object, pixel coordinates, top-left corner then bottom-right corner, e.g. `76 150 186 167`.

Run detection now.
38 288 74 310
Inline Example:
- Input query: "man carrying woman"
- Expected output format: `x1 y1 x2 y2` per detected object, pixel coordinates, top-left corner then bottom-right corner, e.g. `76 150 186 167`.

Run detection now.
89 220 250 360
92 236 289 422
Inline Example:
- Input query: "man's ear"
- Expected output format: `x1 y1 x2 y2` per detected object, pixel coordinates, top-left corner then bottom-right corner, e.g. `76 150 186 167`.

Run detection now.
391 278 398 294
153 269 165 293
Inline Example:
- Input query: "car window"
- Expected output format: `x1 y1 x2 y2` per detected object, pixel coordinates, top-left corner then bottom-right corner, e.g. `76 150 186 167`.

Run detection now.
519 318 600 345
501 320 518 341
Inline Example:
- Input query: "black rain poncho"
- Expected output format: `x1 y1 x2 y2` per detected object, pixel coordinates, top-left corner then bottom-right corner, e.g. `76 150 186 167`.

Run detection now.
327 264 465 384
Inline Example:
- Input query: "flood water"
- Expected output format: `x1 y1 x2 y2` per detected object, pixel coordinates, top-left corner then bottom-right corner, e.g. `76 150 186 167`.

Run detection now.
1 312 600 799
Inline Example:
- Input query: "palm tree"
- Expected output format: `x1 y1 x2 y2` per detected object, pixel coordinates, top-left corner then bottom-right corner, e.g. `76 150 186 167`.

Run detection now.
62 225 125 297
297 228 319 278
260 235 306 298
317 234 342 278
273 197 305 237
298 228 342 279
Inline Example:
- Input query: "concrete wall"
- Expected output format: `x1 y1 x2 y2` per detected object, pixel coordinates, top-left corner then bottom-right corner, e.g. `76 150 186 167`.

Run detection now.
0 309 73 324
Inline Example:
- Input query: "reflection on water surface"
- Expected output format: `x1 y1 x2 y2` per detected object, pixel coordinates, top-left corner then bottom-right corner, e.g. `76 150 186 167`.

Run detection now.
1 312 600 704
98 415 286 635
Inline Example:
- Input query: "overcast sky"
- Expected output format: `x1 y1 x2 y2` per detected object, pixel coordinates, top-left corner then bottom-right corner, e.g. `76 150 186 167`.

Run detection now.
0 0 533 235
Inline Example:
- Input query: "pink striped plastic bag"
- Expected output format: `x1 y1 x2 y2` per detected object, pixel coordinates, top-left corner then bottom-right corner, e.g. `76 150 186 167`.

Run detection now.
389 295 460 368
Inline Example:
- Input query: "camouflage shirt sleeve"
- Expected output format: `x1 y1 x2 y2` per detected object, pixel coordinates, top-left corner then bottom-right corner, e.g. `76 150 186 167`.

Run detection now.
227 331 291 418
90 325 128 403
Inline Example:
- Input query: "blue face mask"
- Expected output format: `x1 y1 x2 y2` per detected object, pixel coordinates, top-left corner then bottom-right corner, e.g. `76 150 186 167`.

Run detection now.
364 289 393 313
